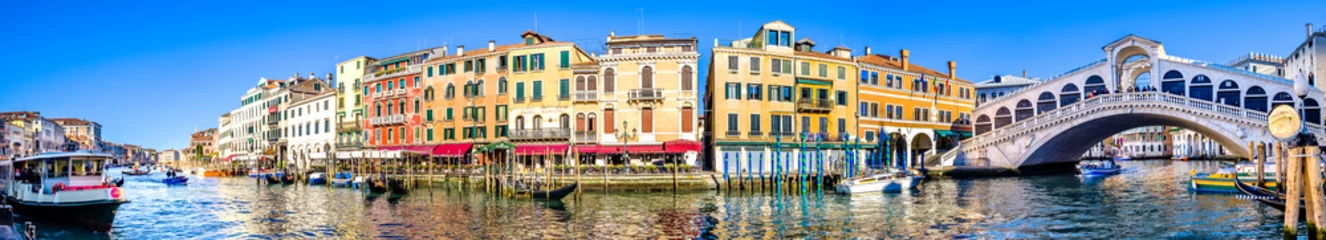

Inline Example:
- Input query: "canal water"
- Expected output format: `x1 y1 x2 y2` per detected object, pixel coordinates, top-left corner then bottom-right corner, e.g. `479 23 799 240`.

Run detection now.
22 160 1288 239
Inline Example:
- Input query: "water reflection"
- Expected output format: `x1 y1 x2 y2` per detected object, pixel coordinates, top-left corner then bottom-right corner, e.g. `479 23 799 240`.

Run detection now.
17 162 1292 238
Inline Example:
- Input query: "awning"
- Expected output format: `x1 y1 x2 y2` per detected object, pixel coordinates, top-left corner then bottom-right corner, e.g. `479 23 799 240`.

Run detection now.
221 154 238 162
663 140 703 153
479 142 516 152
403 145 434 154
431 143 474 157
958 131 973 138
796 78 831 85
377 146 405 151
378 57 408 66
935 130 958 139
514 144 570 155
625 145 665 154
575 145 622 154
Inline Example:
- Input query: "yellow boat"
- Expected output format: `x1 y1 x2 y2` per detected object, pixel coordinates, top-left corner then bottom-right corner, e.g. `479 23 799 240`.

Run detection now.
1189 169 1279 193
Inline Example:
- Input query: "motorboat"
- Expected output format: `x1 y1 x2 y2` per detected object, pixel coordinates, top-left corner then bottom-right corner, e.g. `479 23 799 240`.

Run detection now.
161 176 188 185
330 172 353 187
1077 160 1122 176
0 151 129 232
308 172 327 185
352 176 364 188
835 170 923 194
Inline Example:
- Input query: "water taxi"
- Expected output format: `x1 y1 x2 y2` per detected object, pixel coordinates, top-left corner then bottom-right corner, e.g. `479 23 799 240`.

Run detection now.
835 169 923 194
1077 160 1122 176
0 151 129 232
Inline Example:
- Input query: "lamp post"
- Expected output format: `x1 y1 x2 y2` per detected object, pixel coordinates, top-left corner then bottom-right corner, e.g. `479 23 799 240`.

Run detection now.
1294 72 1318 147
614 121 637 173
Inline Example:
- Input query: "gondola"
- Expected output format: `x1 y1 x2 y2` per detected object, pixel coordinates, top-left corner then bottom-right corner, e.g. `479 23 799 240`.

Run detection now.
264 173 282 185
1233 175 1305 215
111 177 125 187
367 177 390 194
388 178 409 195
514 182 578 201
280 174 297 184
121 169 151 176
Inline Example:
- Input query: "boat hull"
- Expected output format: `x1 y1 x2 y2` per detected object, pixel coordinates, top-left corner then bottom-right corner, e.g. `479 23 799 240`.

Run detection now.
515 183 578 200
6 196 127 232
1190 174 1279 193
162 177 189 185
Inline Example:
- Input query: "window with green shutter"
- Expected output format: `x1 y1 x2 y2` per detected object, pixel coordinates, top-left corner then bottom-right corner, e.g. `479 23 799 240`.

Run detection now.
559 51 569 68
559 79 569 99
426 109 433 121
427 128 434 141
516 82 525 100
446 108 453 120
427 66 433 77
532 81 543 99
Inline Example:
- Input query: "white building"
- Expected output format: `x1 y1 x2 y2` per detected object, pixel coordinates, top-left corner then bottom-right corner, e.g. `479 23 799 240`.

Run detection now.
217 113 233 160
1171 128 1228 159
1286 23 1324 90
283 92 337 170
159 149 181 163
221 78 287 163
1115 126 1171 159
1228 52 1285 77
974 73 1042 105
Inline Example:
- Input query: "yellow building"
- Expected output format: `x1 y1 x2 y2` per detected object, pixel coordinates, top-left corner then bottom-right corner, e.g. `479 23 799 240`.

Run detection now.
574 32 701 166
855 49 975 168
422 41 521 160
335 56 372 151
705 20 857 175
505 31 595 163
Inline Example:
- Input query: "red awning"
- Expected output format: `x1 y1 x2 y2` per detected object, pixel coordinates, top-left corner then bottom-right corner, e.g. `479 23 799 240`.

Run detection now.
431 143 474 157
625 145 665 154
514 144 570 155
664 140 703 153
403 145 434 154
376 146 404 151
574 145 623 154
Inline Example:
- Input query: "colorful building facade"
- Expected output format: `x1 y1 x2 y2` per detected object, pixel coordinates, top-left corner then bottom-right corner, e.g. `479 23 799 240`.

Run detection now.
335 56 373 151
505 31 595 163
362 48 444 149
855 49 975 167
421 41 520 161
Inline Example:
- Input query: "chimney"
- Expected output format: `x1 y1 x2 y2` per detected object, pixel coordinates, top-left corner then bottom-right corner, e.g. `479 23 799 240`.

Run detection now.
488 40 495 51
610 30 615 37
1022 70 1027 78
309 72 315 79
326 73 333 85
457 45 464 56
947 61 956 80
865 46 871 55
900 49 911 71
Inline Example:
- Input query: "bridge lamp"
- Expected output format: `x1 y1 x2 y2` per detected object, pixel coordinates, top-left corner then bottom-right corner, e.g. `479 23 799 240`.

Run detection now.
1293 72 1317 147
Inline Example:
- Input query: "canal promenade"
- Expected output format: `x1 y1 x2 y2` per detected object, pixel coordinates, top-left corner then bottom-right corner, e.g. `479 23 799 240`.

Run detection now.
15 161 1294 239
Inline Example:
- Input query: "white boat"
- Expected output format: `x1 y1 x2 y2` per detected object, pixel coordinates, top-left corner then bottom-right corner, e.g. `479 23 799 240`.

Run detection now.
0 151 129 232
330 172 353 187
835 170 924 194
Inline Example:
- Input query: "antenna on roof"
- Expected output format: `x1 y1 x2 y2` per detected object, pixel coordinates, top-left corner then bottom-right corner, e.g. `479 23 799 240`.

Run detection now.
635 8 645 35
533 13 538 32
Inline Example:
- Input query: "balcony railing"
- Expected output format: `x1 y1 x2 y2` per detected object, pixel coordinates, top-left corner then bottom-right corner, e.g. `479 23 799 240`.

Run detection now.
796 99 833 112
575 91 599 102
510 128 571 140
748 131 763 139
394 89 406 96
532 95 544 101
515 97 526 103
628 88 664 101
372 92 383 98
575 131 598 142
725 130 741 137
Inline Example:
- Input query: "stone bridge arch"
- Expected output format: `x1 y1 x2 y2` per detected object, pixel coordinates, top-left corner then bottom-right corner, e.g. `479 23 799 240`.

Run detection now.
1017 106 1253 167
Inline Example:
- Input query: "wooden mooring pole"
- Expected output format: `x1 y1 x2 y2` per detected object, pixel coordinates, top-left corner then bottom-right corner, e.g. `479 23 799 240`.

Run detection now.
1306 147 1326 239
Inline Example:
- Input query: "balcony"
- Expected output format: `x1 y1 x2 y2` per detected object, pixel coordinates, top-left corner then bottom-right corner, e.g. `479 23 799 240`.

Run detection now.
628 88 664 101
394 89 406 96
370 115 407 126
510 128 571 140
574 91 599 102
725 130 741 137
575 131 598 142
515 97 526 103
748 131 763 139
532 95 543 102
796 99 833 113
372 92 383 98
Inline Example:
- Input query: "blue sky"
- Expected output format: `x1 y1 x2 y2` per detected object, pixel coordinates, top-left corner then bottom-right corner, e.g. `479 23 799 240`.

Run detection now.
1 1 1323 150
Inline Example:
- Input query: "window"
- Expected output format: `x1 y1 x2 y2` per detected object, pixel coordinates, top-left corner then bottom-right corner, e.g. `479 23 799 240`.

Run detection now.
682 107 693 132
446 108 453 121
515 82 525 101
818 64 827 78
681 66 693 91
801 116 810 134
559 78 570 100
427 66 434 77
426 128 434 141
782 60 792 74
779 31 790 46
513 55 527 72
414 99 420 113
727 56 738 71
837 66 846 80
604 109 615 133
750 114 761 134
771 59 782 73
836 91 847 106
476 59 486 73
641 66 654 89
725 83 742 100
426 109 433 121
770 115 781 135
532 80 543 100
747 83 762 100
818 117 828 134
727 113 739 133
859 102 869 117
750 57 761 73
885 105 892 119
837 118 845 136
604 68 616 93
766 30 778 46
559 50 570 68
800 62 810 76
498 77 508 94
531 53 545 70
641 108 653 133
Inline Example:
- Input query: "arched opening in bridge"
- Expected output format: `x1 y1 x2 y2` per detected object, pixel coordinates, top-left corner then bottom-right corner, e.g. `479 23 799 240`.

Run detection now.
1036 92 1056 114
994 107 1012 128
1115 46 1152 90
1188 75 1213 102
1244 86 1267 112
974 115 991 135
1060 84 1080 106
1161 70 1185 95
1011 110 1259 168
1014 99 1034 121
1272 92 1295 108
1084 75 1107 95
1215 80 1240 107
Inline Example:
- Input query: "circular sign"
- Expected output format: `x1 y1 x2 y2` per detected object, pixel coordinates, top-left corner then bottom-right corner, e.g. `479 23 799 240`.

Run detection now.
1268 104 1302 141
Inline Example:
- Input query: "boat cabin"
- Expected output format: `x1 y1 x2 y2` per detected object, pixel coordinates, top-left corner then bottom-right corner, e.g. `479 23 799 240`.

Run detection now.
1 151 112 196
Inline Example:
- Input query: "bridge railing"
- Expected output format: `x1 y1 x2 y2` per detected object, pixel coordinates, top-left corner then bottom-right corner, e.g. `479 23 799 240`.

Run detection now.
960 91 1326 153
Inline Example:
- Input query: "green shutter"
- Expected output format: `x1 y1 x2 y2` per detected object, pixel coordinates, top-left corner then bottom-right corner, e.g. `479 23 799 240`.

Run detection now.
426 109 433 121
559 51 569 68
560 79 569 98
533 81 542 98
427 66 433 77
538 54 546 70
427 129 433 141
516 82 525 99
446 108 453 120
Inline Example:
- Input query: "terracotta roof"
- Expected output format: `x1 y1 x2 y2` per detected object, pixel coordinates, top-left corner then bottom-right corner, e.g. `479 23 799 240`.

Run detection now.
426 43 524 63
50 118 91 126
857 54 969 83
794 51 849 61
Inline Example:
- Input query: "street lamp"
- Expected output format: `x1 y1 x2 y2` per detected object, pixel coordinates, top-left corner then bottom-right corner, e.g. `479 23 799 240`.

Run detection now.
615 121 637 170
1294 71 1318 147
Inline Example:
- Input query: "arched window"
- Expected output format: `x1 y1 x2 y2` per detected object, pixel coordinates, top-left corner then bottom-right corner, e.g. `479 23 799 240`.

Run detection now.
1014 99 1034 121
575 76 586 91
603 68 616 92
532 116 543 130
1083 75 1107 94
424 86 435 101
476 79 485 96
413 98 420 113
446 84 455 99
1216 79 1240 107
560 114 571 130
1244 86 1268 112
587 113 597 132
974 115 992 135
1273 92 1295 108
588 76 598 91
1189 75 1213 102
515 116 525 130
681 66 694 91
1060 84 1081 106
576 113 586 131
375 102 382 116
1037 92 1056 114
641 66 654 89
464 81 473 97
1161 70 1186 96
498 77 508 94
994 107 1013 128
1304 98 1321 125
398 100 405 114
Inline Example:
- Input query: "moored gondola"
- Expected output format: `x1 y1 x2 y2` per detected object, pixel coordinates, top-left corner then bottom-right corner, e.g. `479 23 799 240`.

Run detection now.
514 183 578 201
1233 175 1305 216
